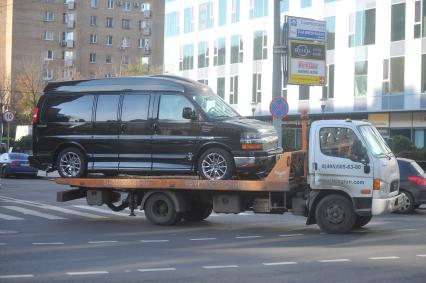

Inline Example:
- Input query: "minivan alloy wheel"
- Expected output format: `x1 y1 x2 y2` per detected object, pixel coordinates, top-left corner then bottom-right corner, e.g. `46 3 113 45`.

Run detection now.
201 153 228 180
59 152 82 177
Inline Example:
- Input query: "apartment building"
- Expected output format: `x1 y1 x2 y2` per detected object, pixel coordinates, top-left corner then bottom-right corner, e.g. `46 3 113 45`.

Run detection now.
0 0 164 85
164 0 426 149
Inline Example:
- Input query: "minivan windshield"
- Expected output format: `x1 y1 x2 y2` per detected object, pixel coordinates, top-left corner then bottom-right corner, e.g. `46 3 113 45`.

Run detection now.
358 125 392 157
192 94 240 119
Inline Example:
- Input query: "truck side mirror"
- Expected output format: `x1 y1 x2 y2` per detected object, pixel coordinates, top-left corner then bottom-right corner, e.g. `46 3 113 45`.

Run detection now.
182 107 197 120
351 140 369 164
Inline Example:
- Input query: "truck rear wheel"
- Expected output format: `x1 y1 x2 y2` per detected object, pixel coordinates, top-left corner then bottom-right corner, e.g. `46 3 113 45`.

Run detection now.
315 195 356 234
183 204 213 222
144 193 182 226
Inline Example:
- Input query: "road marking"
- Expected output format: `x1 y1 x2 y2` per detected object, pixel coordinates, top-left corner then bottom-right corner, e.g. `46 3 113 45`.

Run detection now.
67 271 109 276
0 213 24 220
0 230 18 234
203 265 239 269
396 228 417 232
2 206 66 220
263 261 297 266
72 205 138 217
416 255 426 257
140 240 169 243
318 259 351 263
0 243 6 245
279 233 304 237
189 238 216 241
88 241 118 244
368 256 400 260
235 236 261 239
32 242 64 245
0 274 34 279
137 268 176 272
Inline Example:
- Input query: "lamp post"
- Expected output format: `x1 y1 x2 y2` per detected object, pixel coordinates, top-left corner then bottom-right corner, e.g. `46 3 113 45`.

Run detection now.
320 98 327 120
250 101 257 117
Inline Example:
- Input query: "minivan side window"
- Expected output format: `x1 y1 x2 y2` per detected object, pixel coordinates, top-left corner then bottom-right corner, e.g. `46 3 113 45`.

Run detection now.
42 95 94 123
320 127 360 159
95 95 120 122
158 94 193 121
121 94 150 122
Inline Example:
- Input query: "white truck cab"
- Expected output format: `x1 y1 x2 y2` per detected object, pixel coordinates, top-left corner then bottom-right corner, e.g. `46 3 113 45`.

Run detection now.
307 120 404 232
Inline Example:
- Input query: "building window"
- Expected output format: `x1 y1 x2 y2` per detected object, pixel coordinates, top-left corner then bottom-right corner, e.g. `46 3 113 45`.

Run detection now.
349 9 375 47
415 1 421 38
214 38 226 66
184 7 194 33
141 56 149 65
199 2 214 30
91 0 98 8
106 35 112 46
123 1 131 11
229 75 238 104
43 69 53 81
301 0 311 8
105 54 112 64
219 0 227 26
90 34 97 44
138 38 150 50
281 0 289 12
198 79 209 86
391 3 405 42
252 73 262 103
121 37 130 48
45 50 53 60
217 77 225 99
165 12 179 37
44 11 54 21
122 55 130 65
198 41 209 68
354 61 368 97
90 53 96 63
232 0 240 23
250 0 268 19
299 85 310 100
423 0 426 37
122 19 130 29
183 44 194 70
325 16 335 50
253 30 267 60
328 64 335 99
383 57 404 95
231 35 243 64
141 3 151 12
90 16 97 26
107 0 114 9
43 30 54 40
106 17 113 28
421 54 426 93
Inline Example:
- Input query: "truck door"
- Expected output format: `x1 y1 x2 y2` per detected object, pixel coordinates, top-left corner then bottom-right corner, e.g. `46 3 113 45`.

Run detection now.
311 126 373 201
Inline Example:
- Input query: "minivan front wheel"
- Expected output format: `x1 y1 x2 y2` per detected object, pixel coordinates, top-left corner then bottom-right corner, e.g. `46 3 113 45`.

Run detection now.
198 148 234 180
57 147 87 178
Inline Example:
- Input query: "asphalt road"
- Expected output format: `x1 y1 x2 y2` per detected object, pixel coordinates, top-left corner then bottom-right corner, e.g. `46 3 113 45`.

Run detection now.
0 177 425 283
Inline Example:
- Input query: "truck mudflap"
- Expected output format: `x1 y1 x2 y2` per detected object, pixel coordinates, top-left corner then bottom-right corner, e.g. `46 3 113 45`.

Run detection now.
372 193 405 215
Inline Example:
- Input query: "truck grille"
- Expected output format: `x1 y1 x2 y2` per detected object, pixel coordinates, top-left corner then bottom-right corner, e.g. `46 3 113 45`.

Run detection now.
390 180 399 193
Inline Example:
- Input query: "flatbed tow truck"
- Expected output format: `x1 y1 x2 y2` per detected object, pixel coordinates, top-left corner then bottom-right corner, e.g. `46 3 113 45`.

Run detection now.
55 118 405 234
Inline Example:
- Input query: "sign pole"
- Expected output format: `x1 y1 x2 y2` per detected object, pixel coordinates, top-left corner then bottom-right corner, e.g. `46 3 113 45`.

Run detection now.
272 0 282 148
7 122 9 151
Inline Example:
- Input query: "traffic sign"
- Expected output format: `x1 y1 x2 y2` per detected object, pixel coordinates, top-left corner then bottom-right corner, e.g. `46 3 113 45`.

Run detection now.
3 111 15 123
287 16 327 42
269 97 289 120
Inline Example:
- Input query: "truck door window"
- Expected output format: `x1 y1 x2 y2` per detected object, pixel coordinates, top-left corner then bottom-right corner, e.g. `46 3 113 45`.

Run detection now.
158 94 193 121
320 127 360 160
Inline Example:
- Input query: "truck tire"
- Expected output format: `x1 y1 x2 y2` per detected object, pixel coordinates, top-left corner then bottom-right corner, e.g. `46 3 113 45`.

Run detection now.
396 191 415 214
353 215 372 229
57 147 87 178
183 204 213 222
315 195 356 234
144 193 182 226
198 148 235 180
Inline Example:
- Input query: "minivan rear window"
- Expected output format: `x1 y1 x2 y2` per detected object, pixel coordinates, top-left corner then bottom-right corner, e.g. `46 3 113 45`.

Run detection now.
42 95 94 123
121 94 150 122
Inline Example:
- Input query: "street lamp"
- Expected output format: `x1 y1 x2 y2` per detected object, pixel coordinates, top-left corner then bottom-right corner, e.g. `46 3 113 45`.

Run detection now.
250 101 257 117
320 98 327 120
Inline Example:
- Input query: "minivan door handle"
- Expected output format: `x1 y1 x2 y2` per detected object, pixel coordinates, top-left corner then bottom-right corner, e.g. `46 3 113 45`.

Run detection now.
37 124 47 128
120 124 126 134
151 123 158 131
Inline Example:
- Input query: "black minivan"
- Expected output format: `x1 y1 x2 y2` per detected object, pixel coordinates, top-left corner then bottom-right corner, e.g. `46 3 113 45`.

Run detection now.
30 75 282 180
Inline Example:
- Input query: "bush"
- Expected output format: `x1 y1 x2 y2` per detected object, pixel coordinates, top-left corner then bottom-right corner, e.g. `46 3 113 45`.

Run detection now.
397 149 426 161
389 135 414 154
12 135 32 152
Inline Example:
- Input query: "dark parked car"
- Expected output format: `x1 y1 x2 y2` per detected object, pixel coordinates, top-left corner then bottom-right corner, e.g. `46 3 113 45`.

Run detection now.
30 75 282 180
396 158 426 213
0 153 38 178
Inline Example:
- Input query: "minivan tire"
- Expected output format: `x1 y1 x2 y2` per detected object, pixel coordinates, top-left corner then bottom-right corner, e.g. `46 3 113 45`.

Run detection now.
57 147 87 178
396 191 415 214
198 148 235 180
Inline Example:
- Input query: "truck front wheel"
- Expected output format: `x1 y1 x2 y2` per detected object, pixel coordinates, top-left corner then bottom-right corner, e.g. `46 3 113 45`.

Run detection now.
353 215 372 229
144 193 182 226
315 195 356 234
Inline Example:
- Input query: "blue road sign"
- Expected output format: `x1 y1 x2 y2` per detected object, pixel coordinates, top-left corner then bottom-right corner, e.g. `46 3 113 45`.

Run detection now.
270 97 289 119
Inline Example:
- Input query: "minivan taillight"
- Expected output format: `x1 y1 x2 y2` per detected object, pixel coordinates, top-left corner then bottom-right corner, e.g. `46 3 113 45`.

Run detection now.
32 107 39 123
408 176 426 187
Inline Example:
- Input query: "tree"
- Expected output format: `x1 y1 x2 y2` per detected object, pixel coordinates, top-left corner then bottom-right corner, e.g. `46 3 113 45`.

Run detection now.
14 63 46 123
123 64 163 76
0 73 12 111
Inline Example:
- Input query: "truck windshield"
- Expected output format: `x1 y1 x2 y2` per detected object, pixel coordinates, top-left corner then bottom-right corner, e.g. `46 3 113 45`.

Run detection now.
192 94 240 119
358 125 392 157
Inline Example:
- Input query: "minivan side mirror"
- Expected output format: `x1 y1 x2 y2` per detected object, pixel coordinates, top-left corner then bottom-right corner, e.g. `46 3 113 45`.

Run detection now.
351 140 369 164
182 107 197 120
